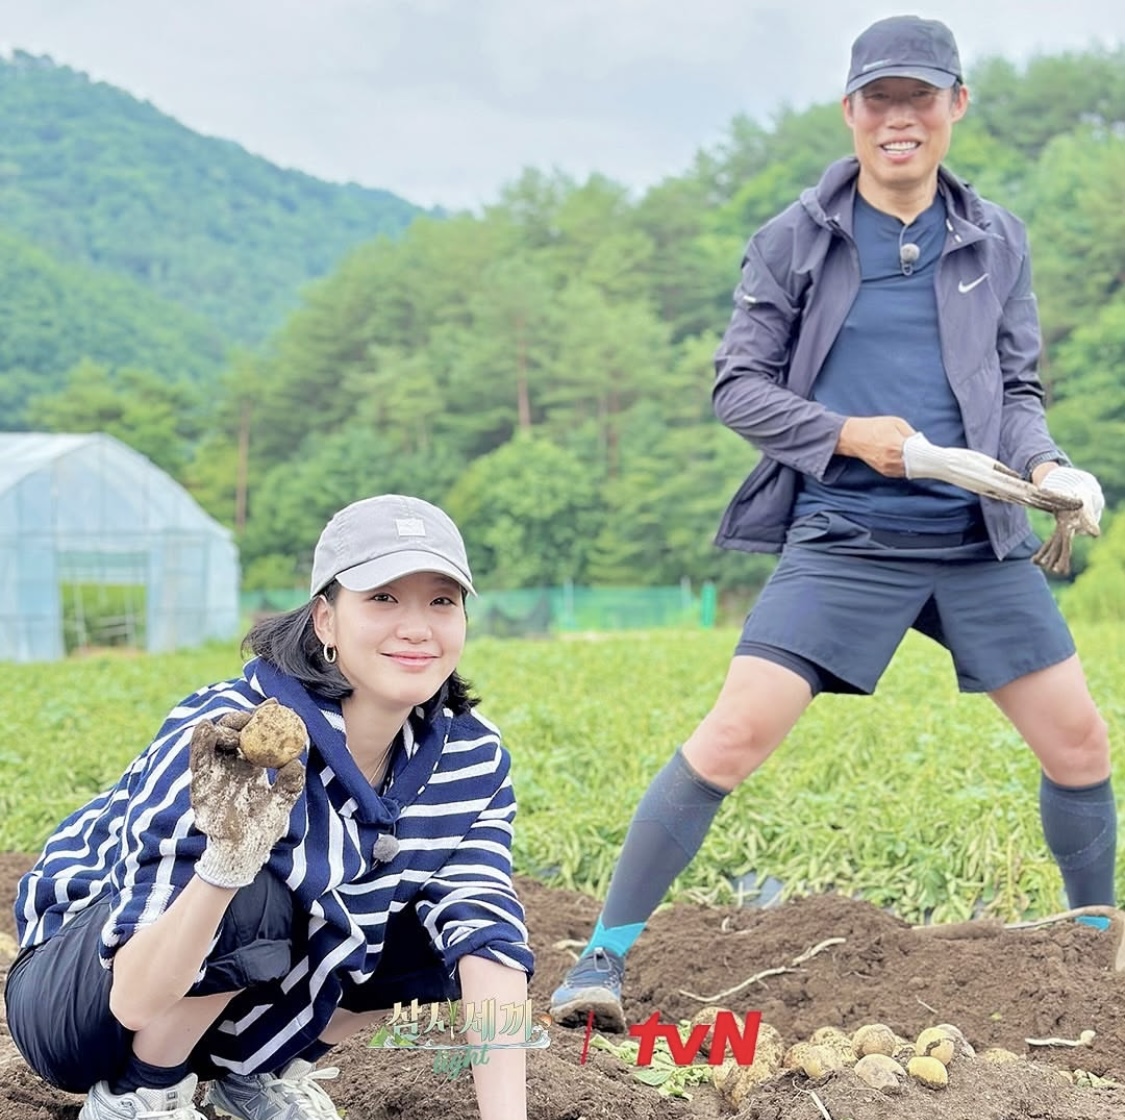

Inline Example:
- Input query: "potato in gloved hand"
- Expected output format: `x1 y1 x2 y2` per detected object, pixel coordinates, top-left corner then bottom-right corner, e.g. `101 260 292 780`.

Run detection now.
190 707 306 889
238 698 308 768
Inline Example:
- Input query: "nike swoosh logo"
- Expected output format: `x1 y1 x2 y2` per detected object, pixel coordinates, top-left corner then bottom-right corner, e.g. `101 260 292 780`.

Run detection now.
958 274 989 293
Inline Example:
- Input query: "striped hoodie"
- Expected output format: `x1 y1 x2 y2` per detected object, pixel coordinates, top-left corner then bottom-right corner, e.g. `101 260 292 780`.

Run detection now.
15 657 533 1075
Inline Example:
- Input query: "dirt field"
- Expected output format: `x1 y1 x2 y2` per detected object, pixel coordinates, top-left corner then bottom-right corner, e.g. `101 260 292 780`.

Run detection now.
3 852 1125 1119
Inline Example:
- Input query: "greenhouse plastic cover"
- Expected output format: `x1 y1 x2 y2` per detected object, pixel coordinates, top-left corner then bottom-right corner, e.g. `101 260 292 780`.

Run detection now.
0 432 239 661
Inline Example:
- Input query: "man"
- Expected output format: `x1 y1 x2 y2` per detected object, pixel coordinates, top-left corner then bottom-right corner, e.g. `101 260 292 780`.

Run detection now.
550 15 1114 1032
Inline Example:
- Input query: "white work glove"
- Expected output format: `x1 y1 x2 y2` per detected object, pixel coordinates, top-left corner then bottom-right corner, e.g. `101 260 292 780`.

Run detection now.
1036 466 1104 537
901 433 1083 514
190 709 306 889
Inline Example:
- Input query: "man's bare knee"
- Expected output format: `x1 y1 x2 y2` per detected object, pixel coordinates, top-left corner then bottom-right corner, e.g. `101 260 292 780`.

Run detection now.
682 656 813 786
1053 709 1111 774
685 702 785 786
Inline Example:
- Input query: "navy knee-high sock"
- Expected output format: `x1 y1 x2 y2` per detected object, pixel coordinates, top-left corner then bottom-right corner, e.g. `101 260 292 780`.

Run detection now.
1039 773 1117 908
584 747 728 958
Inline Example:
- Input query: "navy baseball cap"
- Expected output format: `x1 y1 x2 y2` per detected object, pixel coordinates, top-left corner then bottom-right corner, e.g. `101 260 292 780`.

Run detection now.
845 15 962 95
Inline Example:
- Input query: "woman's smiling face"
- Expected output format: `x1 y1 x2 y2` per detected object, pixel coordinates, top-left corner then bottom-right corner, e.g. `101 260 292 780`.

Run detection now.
314 571 467 712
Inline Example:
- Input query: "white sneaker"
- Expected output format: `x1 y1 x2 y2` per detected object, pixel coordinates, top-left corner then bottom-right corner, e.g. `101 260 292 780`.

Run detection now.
79 1073 204 1119
202 1059 340 1119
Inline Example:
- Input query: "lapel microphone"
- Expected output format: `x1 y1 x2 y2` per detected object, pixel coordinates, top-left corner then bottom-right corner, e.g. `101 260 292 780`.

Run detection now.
899 242 921 276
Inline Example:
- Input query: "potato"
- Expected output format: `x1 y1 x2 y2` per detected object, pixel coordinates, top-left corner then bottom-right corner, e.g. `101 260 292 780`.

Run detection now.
783 1042 816 1071
721 1024 784 1106
239 698 308 767
934 1022 976 1059
810 1026 857 1066
979 1047 1020 1064
916 1026 956 1066
908 1054 949 1088
712 1059 741 1096
852 1022 897 1058
795 1044 842 1081
687 1006 741 1058
728 1064 772 1107
854 1053 906 1094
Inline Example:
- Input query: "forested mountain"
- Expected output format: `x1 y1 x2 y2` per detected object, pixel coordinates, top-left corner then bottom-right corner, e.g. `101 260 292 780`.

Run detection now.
0 228 226 429
17 46 1125 607
0 50 426 344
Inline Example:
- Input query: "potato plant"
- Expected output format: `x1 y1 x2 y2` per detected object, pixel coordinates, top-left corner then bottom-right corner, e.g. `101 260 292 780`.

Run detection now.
1 624 1121 923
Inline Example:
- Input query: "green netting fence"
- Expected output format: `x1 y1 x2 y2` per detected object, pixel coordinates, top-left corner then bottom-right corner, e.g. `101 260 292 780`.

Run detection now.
241 582 719 636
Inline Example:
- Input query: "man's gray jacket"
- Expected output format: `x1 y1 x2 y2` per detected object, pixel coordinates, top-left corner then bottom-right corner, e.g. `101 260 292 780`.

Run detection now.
713 156 1066 559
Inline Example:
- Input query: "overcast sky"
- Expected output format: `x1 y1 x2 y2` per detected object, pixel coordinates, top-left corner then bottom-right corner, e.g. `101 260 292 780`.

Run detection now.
1 1 1123 210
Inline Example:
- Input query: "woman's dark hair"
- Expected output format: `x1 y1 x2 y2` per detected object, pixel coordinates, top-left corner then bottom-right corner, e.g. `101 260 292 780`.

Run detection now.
242 580 479 714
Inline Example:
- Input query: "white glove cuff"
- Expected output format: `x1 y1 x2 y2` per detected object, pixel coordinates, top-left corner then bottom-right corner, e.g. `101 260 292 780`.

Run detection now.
902 433 946 480
195 842 261 890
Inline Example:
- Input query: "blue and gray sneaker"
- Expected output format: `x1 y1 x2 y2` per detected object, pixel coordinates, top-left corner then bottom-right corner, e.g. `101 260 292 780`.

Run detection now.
549 947 627 1033
202 1060 340 1119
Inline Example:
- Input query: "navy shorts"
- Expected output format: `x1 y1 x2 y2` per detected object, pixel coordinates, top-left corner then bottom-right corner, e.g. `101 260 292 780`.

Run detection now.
5 871 456 1091
736 512 1076 695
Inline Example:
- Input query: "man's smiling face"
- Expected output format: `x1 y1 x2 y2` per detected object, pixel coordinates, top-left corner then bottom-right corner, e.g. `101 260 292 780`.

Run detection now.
843 77 968 201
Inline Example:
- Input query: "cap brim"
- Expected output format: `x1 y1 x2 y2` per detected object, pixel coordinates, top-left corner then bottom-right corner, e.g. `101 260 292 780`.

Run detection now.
846 66 958 95
333 551 476 597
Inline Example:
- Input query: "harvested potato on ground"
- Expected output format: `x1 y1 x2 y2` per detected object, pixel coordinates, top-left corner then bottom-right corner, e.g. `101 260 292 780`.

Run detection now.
810 1026 857 1066
916 1026 956 1066
794 1044 843 1081
749 1023 784 1074
934 1022 976 1058
239 698 308 767
979 1047 1020 1064
783 1042 816 1071
712 1059 741 1097
908 1055 949 1088
686 1006 742 1058
720 1024 784 1106
728 1060 781 1107
852 1023 897 1058
854 1053 906 1094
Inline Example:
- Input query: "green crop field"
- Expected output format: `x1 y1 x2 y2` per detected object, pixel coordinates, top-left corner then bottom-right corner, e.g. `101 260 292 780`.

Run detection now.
2 625 1121 924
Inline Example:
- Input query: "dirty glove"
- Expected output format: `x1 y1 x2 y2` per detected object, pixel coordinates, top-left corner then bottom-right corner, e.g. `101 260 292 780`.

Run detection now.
1030 467 1104 577
190 707 307 889
902 433 1084 514
1036 467 1104 537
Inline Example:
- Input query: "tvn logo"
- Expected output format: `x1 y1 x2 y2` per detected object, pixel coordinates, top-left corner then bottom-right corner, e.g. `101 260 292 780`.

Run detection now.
628 1010 762 1066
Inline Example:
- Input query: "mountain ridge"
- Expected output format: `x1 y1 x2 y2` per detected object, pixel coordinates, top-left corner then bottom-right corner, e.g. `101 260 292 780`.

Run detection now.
0 49 430 345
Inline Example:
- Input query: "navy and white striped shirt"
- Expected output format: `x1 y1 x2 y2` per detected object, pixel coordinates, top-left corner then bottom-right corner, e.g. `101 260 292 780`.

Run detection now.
15 658 533 1074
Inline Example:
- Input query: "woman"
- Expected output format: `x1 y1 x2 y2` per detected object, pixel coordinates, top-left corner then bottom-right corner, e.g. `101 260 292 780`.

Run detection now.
7 494 534 1120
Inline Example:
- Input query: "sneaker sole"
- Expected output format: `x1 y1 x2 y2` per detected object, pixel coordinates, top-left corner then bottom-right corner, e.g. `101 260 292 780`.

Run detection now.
550 987 627 1033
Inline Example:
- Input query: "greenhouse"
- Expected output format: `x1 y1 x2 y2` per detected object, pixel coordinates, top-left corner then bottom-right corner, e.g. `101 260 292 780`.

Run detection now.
0 432 239 661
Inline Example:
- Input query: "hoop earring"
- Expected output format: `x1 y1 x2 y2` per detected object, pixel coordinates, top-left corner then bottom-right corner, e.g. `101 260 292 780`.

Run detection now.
323 643 337 665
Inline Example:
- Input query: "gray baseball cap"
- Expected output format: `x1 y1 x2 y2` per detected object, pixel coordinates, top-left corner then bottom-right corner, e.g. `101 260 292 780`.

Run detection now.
845 15 962 95
310 494 476 597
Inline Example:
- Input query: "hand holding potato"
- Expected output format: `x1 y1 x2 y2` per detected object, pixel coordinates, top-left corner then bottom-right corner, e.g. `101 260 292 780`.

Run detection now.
189 702 307 889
